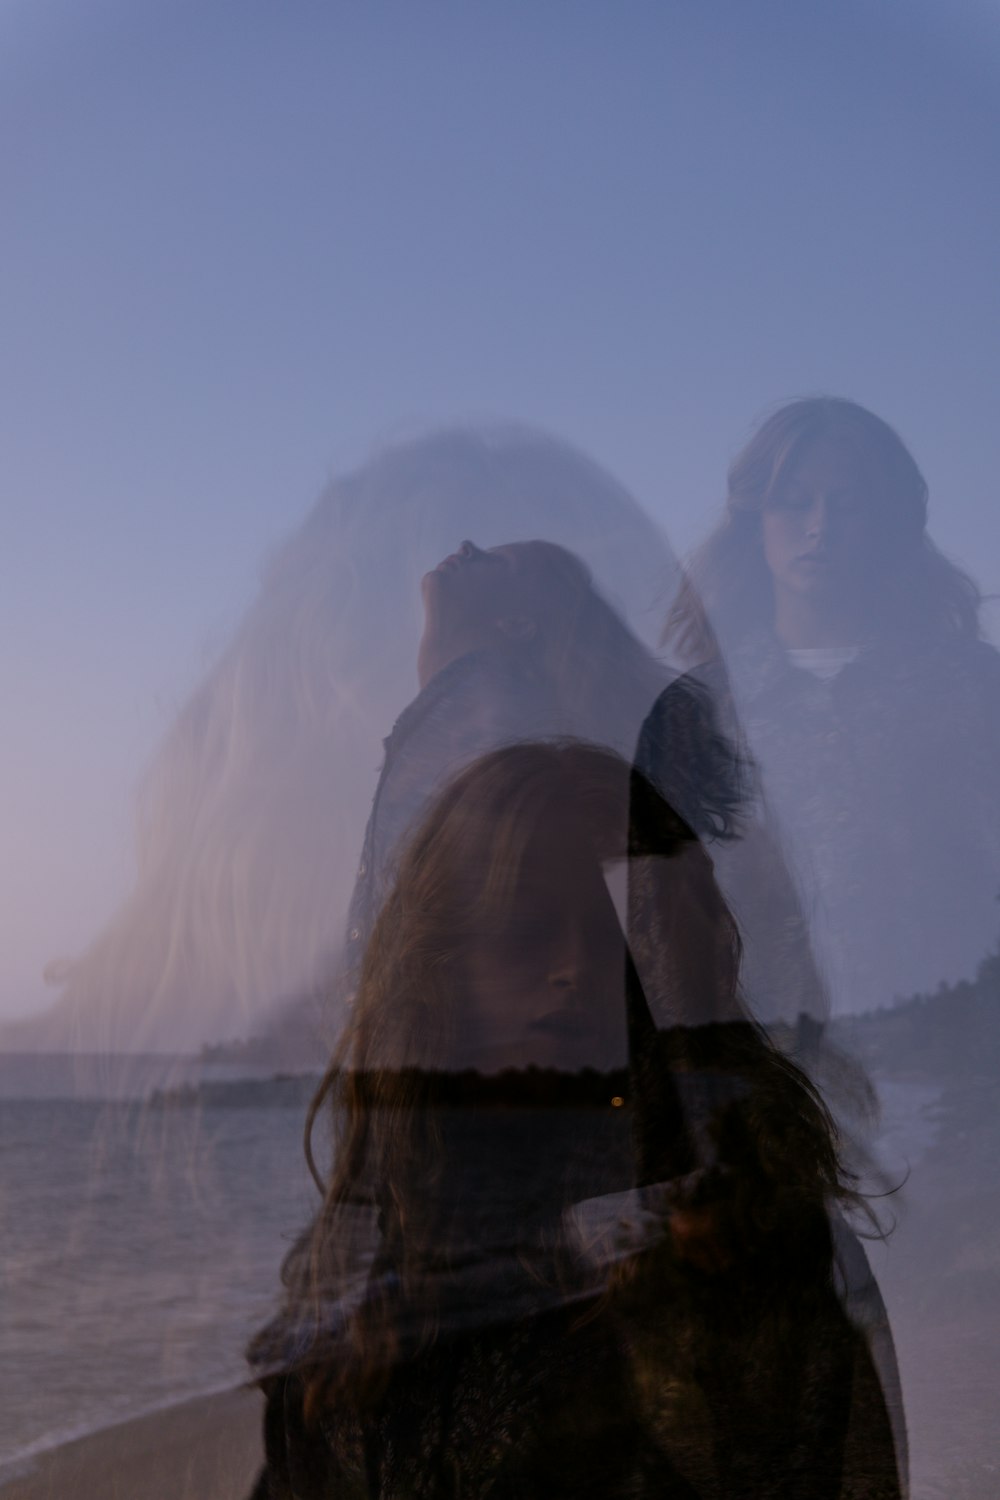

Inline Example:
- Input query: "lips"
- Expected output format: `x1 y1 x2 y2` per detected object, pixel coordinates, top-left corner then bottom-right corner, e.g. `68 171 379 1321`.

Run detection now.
528 1010 587 1036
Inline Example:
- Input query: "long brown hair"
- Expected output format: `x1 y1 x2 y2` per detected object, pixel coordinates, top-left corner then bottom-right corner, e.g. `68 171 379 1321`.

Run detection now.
665 396 982 665
253 742 853 1411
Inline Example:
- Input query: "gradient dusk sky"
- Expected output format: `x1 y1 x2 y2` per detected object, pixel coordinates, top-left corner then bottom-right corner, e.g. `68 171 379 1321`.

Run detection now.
3 0 999 1023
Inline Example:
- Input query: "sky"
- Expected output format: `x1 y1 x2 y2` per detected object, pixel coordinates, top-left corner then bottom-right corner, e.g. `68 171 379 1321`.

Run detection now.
2 0 999 1023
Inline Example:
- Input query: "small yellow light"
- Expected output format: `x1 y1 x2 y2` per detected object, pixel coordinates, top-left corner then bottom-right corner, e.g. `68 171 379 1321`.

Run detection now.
611 1095 624 1108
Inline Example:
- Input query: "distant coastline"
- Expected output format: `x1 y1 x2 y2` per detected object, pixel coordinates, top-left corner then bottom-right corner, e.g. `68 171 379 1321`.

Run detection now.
148 1066 631 1110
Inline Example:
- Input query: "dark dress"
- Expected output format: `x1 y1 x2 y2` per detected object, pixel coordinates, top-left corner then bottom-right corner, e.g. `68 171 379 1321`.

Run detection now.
249 1303 700 1500
248 1214 902 1498
247 1040 904 1500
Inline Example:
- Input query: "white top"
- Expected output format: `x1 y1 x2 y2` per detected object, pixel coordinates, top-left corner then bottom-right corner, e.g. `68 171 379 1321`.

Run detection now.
786 645 859 682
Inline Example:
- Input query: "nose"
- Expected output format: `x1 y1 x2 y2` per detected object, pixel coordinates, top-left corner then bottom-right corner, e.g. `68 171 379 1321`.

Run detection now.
459 539 483 559
804 498 830 541
547 923 586 994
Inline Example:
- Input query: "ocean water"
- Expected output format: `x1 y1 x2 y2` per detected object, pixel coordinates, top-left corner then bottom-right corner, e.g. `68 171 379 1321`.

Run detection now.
0 1055 948 1486
0 1055 318 1477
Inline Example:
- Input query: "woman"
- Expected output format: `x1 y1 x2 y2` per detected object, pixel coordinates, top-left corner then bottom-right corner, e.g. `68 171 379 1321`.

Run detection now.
248 742 902 1499
343 537 668 983
653 396 1000 1019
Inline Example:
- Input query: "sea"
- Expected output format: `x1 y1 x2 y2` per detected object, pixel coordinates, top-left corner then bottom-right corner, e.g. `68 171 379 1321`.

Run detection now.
0 1053 320 1482
0 1055 948 1488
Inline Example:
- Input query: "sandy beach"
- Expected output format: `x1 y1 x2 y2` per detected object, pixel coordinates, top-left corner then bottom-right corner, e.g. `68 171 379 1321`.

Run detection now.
0 1388 263 1500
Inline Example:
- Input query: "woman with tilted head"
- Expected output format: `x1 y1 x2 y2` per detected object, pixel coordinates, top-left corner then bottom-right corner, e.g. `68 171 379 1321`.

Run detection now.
343 535 668 980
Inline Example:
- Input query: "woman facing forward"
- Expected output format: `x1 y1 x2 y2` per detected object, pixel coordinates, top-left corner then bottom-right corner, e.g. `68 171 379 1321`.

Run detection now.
650 396 1000 1020
248 741 902 1499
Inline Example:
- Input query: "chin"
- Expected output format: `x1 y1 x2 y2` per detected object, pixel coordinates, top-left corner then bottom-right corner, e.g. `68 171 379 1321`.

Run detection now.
420 570 447 609
789 570 837 597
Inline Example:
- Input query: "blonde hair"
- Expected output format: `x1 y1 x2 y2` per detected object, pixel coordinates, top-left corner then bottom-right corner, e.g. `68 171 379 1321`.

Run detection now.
28 427 675 1053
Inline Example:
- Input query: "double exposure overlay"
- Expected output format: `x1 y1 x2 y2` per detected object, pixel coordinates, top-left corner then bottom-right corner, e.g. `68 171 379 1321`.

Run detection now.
3 6 999 1498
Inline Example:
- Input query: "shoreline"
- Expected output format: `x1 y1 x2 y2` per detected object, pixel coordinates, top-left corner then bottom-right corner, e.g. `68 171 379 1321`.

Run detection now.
0 1387 263 1500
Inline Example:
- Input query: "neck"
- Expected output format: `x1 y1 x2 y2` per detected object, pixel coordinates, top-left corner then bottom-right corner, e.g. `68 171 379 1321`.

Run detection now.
417 636 460 690
417 631 497 689
772 590 862 650
416 638 439 690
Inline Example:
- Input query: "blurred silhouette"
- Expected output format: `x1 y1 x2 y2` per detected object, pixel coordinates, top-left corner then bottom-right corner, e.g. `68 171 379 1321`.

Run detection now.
656 396 1000 1019
247 743 902 1499
13 427 674 1054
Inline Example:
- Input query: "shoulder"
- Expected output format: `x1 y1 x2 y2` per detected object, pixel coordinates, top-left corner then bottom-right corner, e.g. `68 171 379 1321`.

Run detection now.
864 631 1000 677
866 634 1000 708
956 636 1000 689
943 638 1000 741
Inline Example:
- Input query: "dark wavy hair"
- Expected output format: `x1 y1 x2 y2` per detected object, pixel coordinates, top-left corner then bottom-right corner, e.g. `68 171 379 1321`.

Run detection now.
450 538 669 755
664 397 982 664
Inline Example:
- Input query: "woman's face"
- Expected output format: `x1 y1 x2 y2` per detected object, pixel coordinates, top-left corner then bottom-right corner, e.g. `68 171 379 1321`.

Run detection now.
760 435 893 611
453 830 628 1074
417 540 553 685
421 540 540 638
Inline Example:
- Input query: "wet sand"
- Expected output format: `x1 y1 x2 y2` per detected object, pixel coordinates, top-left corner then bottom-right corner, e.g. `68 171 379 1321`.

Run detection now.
0 1388 263 1500
872 1077 1000 1500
